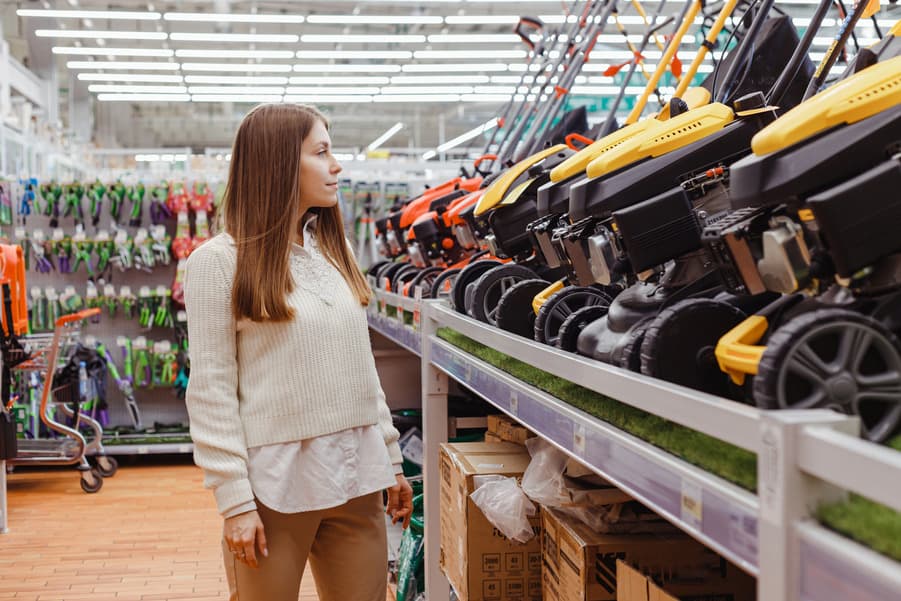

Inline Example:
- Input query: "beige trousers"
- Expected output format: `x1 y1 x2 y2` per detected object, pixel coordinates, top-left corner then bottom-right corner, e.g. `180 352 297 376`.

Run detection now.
223 491 388 601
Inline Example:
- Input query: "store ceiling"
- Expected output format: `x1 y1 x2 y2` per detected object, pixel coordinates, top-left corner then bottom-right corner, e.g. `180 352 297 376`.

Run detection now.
3 0 893 155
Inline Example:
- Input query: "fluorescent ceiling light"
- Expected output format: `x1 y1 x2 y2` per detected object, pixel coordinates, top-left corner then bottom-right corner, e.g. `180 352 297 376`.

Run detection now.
289 76 391 85
18 9 161 20
294 64 401 73
374 95 459 103
382 86 473 95
444 16 518 24
164 12 304 23
402 63 508 73
437 118 499 152
367 122 404 151
78 73 184 83
422 150 437 160
175 49 294 59
170 33 299 43
98 93 191 101
472 86 516 94
427 34 520 43
285 86 380 95
296 50 413 59
53 47 174 57
461 95 513 102
306 15 443 24
284 95 374 103
89 84 188 93
182 63 292 72
36 29 167 40
413 50 527 59
188 86 286 95
136 153 188 162
67 60 180 70
185 75 289 84
390 75 490 84
301 35 426 44
192 94 285 103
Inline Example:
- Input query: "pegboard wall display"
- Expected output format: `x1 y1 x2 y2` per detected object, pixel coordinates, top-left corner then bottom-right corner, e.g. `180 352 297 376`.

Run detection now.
1 176 220 452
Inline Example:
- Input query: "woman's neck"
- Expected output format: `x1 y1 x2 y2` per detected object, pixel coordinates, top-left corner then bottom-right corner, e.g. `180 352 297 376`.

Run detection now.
296 211 315 247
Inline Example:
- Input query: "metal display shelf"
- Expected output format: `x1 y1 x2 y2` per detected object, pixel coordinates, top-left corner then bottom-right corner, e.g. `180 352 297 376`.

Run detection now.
366 288 421 356
104 442 194 455
412 299 901 601
428 312 760 575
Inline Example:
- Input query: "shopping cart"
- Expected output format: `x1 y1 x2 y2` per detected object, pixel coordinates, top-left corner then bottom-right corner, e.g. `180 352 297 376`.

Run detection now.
5 308 117 493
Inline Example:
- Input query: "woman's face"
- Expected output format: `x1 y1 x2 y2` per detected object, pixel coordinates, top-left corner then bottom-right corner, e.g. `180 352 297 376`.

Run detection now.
298 119 343 212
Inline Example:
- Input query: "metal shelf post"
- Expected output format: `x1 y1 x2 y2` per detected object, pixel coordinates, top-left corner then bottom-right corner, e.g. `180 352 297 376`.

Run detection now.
756 410 859 601
421 300 450 601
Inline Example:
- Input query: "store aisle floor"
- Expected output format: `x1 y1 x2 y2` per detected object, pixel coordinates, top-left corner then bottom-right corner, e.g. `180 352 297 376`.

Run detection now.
1 458 393 600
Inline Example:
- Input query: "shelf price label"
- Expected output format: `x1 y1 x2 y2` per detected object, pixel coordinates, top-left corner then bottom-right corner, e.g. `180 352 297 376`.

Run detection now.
412 286 423 331
379 278 389 316
681 479 703 530
573 423 586 456
508 391 519 416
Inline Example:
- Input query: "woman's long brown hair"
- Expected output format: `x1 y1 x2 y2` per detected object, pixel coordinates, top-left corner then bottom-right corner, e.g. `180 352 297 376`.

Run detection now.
222 103 371 322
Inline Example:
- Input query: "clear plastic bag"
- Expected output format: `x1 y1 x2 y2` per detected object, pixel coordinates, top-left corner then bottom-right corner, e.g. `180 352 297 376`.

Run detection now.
469 475 537 543
521 438 655 533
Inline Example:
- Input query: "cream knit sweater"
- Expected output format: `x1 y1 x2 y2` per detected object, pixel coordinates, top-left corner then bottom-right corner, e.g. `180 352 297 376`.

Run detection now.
184 229 402 515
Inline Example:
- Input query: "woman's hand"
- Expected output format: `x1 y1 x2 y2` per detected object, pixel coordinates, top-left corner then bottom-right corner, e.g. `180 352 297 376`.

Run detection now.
224 510 268 568
386 474 414 529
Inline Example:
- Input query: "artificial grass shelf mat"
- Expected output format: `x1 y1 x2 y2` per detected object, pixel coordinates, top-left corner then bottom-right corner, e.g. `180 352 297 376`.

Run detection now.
384 306 414 325
436 327 757 491
436 327 901 564
817 435 901 563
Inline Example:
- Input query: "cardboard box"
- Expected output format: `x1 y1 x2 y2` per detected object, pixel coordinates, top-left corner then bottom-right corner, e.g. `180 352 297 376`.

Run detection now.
440 442 543 601
541 508 755 601
487 415 535 446
484 432 505 443
616 560 755 601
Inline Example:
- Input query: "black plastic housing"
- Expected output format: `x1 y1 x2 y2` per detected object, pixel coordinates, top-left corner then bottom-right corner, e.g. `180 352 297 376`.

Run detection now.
809 159 901 277
614 187 700 273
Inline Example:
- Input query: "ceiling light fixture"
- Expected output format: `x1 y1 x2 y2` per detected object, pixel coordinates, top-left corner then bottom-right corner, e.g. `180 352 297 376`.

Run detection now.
300 35 426 44
53 47 174 57
170 33 299 43
294 64 401 73
97 93 191 101
67 60 180 70
88 84 188 94
401 63 508 73
390 75 490 84
187 86 287 95
284 86 380 95
306 15 443 25
182 63 292 72
426 34 520 43
434 117 499 154
18 9 161 20
382 86 473 95
175 49 294 59
164 12 305 23
185 75 289 84
283 95 374 103
191 94 285 103
374 94 460 103
78 73 184 82
413 50 527 59
289 76 391 85
296 50 413 59
36 29 167 40
367 122 404 151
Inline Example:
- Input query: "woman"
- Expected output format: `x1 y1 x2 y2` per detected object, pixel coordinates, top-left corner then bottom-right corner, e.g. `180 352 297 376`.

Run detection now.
184 103 413 601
